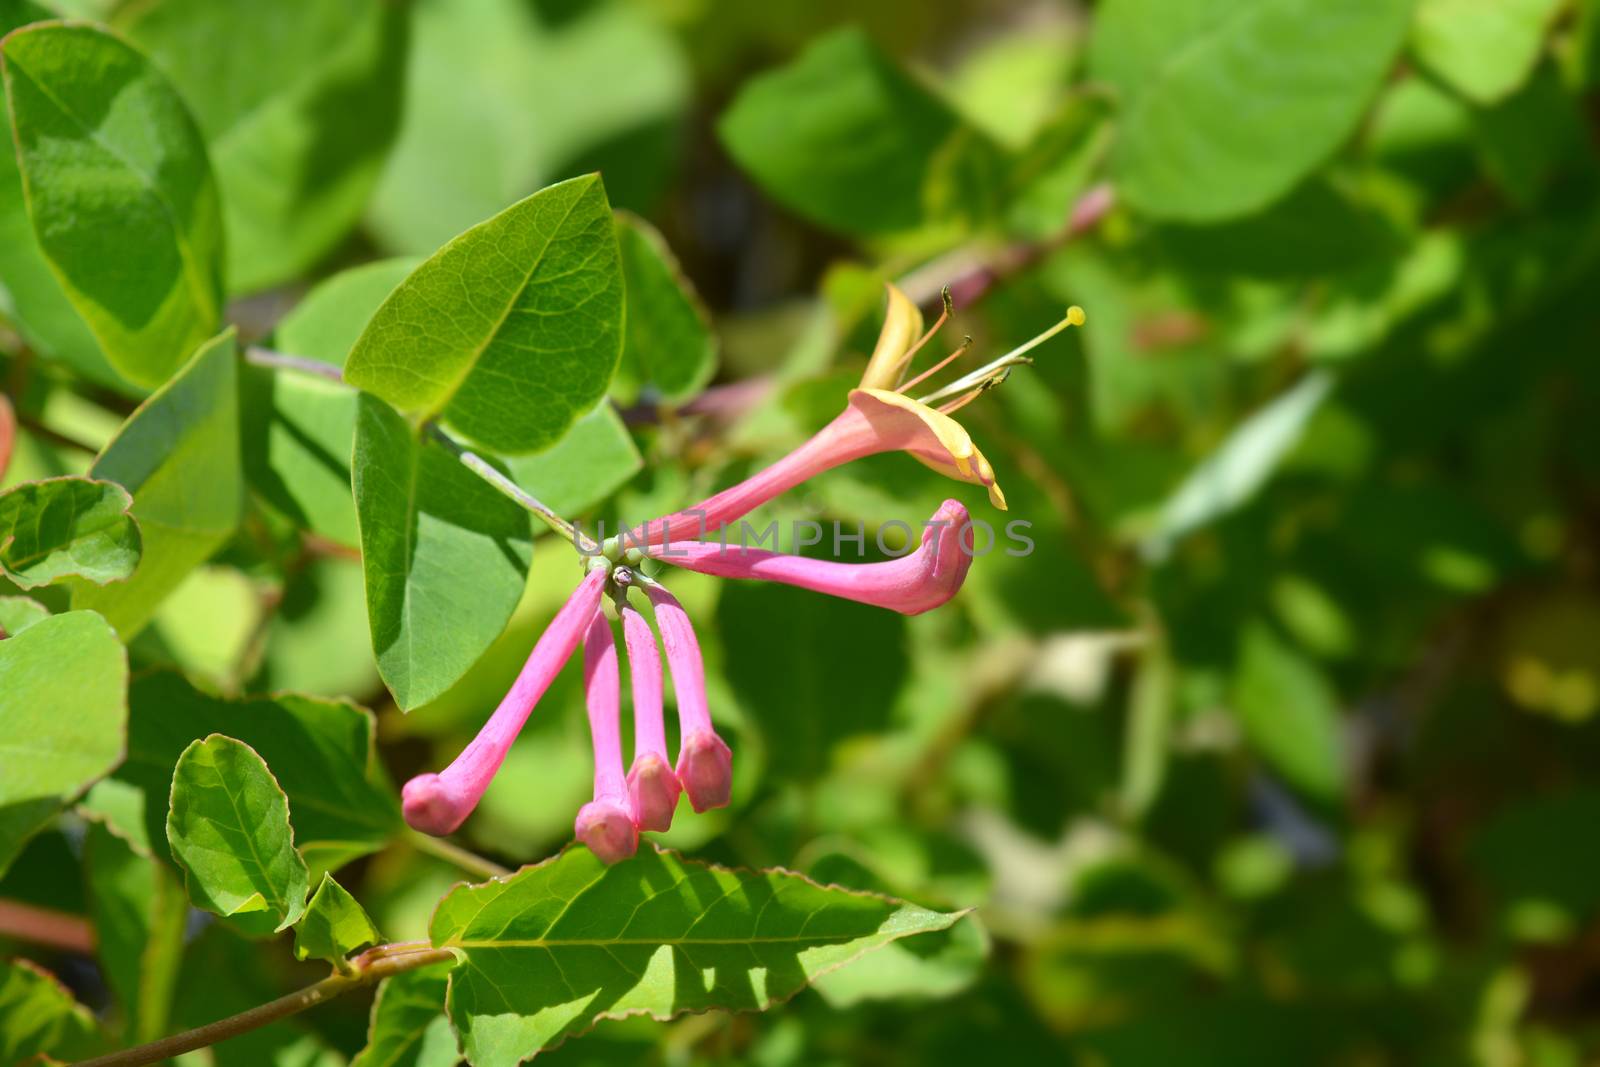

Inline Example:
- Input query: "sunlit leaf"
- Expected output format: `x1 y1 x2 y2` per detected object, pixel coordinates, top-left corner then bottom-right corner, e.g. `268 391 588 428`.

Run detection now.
0 476 139 588
351 962 458 1067
294 872 382 965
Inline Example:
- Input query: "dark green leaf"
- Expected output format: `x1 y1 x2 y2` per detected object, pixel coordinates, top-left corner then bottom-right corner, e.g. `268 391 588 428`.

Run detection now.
119 0 408 293
613 211 717 405
72 329 242 636
90 671 399 872
717 27 963 235
351 962 458 1067
0 476 140 588
430 845 965 1066
1 21 223 385
84 820 187 1043
1091 0 1413 221
1231 622 1344 802
0 959 99 1063
294 872 381 965
166 733 311 935
346 174 623 455
353 395 534 710
0 609 126 876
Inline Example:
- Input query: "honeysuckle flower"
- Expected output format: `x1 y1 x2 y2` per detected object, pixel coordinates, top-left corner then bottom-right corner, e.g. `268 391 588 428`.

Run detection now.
644 582 732 813
639 285 1083 546
574 613 638 864
620 597 681 831
401 563 608 836
656 499 975 616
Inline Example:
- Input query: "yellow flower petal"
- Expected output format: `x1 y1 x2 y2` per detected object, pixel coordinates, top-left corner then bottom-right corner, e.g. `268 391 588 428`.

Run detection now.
849 388 1007 510
858 283 924 390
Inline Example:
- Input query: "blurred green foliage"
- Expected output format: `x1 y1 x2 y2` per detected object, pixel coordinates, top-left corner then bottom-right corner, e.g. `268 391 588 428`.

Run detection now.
5 0 1600 1063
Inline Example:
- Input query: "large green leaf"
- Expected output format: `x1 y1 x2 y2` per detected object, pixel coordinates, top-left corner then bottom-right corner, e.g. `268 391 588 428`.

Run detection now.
119 0 408 293
1091 0 1413 221
0 20 223 385
613 211 716 405
84 820 187 1043
717 27 962 235
0 475 140 588
0 959 100 1064
430 845 965 1066
351 962 458 1067
502 403 641 518
90 670 399 871
352 395 535 710
1232 622 1345 803
346 174 623 455
294 872 382 966
167 733 311 935
366 0 687 255
0 609 127 876
72 329 242 636
1412 0 1563 104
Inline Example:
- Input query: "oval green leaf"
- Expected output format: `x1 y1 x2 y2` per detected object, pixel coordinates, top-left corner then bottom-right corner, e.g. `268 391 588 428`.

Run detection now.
294 872 381 965
0 476 140 589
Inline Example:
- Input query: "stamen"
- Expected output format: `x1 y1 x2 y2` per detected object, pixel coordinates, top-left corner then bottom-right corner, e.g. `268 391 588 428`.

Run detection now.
916 307 1083 407
896 335 973 395
937 369 1012 416
888 286 955 388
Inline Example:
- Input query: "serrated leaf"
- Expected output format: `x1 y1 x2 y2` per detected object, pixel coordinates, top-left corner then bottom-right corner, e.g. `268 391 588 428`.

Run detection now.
0 593 48 635
119 0 407 293
352 394 534 711
502 404 640 518
346 174 623 455
0 609 127 876
1091 0 1413 221
0 476 140 588
717 27 962 236
84 820 186 1043
1232 622 1345 803
1412 0 1563 104
352 962 458 1067
430 845 965 1066
71 329 242 636
1142 372 1334 560
0 959 100 1064
813 913 989 1006
613 212 716 405
89 671 399 873
0 20 223 386
295 872 381 965
167 733 311 935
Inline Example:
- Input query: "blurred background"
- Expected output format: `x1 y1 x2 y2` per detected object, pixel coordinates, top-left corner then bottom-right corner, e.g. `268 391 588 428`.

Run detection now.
6 0 1600 1063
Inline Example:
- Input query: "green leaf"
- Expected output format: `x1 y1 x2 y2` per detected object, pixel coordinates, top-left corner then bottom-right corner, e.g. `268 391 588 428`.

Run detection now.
0 959 100 1064
1232 622 1345 803
119 0 408 293
1091 0 1413 221
717 27 962 236
1142 372 1334 560
431 845 965 1066
84 820 187 1043
90 671 399 873
240 258 416 548
351 962 458 1067
353 395 535 711
613 211 716 405
346 174 623 455
813 915 990 1007
1412 0 1563 104
72 329 242 636
503 403 641 518
0 609 127 876
366 0 687 255
166 733 311 935
0 593 48 635
0 476 140 588
294 872 381 965
1 21 223 386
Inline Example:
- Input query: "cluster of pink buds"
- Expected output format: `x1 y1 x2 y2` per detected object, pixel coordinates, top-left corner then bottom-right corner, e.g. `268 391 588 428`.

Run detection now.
401 286 1084 861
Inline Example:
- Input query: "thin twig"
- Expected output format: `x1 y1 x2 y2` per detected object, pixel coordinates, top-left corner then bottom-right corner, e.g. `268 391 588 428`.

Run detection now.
244 345 346 385
0 899 94 954
406 828 511 880
423 423 586 548
15 413 97 455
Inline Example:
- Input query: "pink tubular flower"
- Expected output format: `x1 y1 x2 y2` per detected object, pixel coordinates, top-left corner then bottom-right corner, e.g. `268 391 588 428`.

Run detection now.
401 565 608 836
644 583 732 813
574 614 638 864
658 499 975 616
620 600 680 831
